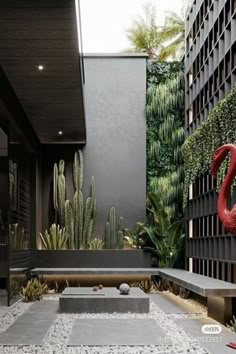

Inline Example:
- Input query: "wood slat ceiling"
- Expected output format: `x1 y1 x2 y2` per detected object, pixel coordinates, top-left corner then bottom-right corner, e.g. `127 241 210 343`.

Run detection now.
0 0 86 143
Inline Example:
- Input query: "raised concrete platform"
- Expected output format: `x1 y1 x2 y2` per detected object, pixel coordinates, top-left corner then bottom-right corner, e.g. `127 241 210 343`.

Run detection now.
59 287 149 313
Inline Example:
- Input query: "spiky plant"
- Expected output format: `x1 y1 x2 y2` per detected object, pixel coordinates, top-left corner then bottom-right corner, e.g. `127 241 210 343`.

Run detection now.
40 224 68 250
88 237 104 250
20 279 48 302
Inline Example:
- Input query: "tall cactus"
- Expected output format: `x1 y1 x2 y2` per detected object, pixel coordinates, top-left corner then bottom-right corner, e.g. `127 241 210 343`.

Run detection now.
105 222 112 249
57 160 66 226
53 163 58 221
52 150 96 249
73 190 83 249
117 230 124 249
105 207 125 249
109 207 117 249
73 150 83 191
65 200 74 249
117 216 125 249
83 197 94 249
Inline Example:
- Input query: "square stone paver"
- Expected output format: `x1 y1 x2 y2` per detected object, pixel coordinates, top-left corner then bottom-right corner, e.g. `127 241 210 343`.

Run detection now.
0 300 58 345
175 317 236 354
150 293 202 314
69 319 171 345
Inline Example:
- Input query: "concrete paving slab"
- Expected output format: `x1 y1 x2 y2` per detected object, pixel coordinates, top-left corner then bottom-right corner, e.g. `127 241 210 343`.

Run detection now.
69 319 171 345
175 317 236 354
150 293 202 314
0 300 58 345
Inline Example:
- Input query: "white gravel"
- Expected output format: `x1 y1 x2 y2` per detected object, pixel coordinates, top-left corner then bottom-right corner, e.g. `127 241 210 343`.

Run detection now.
0 294 210 354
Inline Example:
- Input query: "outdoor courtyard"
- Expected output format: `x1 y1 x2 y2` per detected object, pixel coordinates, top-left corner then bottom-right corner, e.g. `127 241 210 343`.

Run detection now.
1 290 236 354
1 0 236 353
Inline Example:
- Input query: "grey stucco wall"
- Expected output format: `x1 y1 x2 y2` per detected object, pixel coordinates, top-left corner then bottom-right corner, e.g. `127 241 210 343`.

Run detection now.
83 55 146 236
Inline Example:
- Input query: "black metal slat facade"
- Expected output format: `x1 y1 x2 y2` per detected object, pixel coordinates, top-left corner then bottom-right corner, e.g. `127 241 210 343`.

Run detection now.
185 0 236 282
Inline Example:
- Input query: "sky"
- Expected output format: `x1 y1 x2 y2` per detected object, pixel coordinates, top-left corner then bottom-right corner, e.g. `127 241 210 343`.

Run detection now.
80 0 184 53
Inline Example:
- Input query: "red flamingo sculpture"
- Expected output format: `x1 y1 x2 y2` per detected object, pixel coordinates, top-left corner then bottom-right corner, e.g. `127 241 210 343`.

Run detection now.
211 144 236 235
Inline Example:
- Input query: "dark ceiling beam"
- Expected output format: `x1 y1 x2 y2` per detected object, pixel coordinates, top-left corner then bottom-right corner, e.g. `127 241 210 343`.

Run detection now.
0 66 40 154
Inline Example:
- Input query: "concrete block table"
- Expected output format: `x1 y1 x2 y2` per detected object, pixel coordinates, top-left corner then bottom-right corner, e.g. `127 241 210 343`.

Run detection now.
59 287 149 313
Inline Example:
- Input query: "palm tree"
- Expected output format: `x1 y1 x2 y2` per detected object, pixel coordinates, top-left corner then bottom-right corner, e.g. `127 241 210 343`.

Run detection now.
158 11 185 60
158 2 191 60
126 3 161 59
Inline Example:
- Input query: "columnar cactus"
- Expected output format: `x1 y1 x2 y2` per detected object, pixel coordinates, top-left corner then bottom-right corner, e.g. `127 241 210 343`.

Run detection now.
52 150 96 249
65 200 74 249
57 160 66 226
105 222 112 249
105 208 125 249
73 190 84 249
53 163 58 220
73 150 83 191
83 197 93 248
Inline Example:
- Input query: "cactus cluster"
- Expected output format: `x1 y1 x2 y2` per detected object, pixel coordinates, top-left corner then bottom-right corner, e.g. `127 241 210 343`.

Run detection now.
52 150 96 249
105 207 125 249
20 279 48 302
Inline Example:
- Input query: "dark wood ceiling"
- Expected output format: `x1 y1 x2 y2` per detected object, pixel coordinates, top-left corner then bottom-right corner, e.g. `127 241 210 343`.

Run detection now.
0 0 86 144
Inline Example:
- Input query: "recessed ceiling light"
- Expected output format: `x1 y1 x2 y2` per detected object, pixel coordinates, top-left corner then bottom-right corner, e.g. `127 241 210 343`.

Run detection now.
37 64 44 71
58 130 63 136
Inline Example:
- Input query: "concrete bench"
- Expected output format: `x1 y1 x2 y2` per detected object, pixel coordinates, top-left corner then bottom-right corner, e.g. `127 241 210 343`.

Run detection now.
31 266 236 323
31 267 160 276
157 268 236 323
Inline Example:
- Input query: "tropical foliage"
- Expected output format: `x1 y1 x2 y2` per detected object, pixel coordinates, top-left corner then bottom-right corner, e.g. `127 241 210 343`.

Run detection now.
182 84 236 207
124 222 145 249
126 2 187 60
158 9 186 60
126 3 160 59
144 193 185 267
147 62 185 218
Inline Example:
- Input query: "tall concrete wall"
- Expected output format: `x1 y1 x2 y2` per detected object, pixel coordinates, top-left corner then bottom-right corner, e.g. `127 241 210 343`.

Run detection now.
82 55 146 236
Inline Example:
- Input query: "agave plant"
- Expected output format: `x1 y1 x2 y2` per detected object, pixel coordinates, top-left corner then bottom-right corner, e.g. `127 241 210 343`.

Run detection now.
40 224 68 250
88 237 104 250
20 279 48 302
144 192 185 267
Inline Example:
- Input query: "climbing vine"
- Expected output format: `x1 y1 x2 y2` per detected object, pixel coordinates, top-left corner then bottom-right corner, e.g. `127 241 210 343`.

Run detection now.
183 84 236 207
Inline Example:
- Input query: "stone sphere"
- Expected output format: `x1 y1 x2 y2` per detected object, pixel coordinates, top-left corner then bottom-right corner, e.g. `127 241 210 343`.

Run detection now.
93 286 98 291
98 284 103 289
119 283 130 295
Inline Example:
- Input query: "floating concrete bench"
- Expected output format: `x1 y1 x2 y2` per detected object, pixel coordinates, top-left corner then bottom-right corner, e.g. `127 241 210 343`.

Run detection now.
157 269 236 324
31 266 236 323
59 287 149 313
31 267 160 276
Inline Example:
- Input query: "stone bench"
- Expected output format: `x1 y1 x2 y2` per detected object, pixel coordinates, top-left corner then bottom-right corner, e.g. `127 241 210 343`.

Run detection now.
157 268 236 324
31 267 160 276
31 267 236 323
